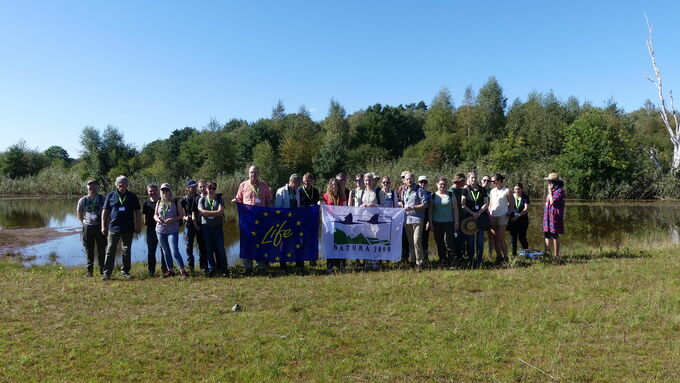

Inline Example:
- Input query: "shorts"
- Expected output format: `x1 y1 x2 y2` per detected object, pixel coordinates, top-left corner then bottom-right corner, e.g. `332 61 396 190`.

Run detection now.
491 215 508 226
543 232 559 239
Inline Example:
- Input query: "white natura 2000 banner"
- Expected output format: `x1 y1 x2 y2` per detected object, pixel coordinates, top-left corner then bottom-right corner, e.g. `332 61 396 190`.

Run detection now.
321 205 404 261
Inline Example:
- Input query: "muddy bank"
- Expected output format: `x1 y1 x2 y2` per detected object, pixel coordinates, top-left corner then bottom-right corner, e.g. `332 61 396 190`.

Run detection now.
0 227 80 254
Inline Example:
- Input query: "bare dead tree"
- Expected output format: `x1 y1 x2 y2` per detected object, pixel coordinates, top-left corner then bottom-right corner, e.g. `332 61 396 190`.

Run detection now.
645 13 680 172
645 146 662 171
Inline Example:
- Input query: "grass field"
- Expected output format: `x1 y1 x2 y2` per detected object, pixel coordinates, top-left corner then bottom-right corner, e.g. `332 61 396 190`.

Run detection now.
1 243 679 382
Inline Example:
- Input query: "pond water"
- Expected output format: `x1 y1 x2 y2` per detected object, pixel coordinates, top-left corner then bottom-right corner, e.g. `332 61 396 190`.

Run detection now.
1 197 678 267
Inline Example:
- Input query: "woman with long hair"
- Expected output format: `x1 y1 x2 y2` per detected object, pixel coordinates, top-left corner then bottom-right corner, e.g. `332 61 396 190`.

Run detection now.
321 178 347 273
154 183 189 279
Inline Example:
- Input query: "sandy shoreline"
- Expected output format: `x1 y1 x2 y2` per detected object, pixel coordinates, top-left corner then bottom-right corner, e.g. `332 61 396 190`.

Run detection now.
0 227 80 255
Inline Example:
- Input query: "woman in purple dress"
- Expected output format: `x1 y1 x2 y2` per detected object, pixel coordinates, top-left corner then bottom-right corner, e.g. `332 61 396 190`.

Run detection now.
543 173 565 257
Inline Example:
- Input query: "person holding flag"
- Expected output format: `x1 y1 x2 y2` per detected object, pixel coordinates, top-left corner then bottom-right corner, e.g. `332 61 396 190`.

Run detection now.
233 165 273 276
402 172 429 272
274 174 303 274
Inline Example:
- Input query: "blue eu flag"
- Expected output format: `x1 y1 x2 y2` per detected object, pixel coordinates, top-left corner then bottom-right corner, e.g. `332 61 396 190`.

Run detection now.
236 204 319 262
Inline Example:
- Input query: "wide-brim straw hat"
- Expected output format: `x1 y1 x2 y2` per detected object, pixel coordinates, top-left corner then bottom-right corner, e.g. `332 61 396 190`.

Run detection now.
461 216 478 235
543 172 563 181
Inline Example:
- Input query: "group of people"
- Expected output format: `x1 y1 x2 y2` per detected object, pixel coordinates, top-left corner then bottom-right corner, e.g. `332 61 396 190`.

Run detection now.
76 167 566 280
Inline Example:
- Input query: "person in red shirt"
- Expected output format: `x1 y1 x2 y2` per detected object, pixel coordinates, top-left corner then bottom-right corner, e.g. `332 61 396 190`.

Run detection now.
320 178 347 273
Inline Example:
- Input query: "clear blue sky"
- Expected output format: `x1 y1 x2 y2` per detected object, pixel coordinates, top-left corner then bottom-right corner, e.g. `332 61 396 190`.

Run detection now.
1 1 679 157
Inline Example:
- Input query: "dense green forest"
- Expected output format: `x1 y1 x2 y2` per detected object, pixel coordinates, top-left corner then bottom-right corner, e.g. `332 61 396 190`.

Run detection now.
1 77 677 198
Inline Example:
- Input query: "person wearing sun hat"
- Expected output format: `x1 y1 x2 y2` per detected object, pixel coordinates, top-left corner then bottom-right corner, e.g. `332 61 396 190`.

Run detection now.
543 173 565 258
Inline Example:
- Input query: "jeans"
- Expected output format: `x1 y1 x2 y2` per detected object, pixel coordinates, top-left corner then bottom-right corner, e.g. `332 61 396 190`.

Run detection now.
466 231 485 267
103 231 133 275
81 224 106 274
157 231 185 270
405 221 425 265
202 225 228 273
432 221 455 265
146 227 168 275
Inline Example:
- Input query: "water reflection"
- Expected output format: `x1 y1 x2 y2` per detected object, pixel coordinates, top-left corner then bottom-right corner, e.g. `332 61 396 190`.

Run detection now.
1 198 679 267
0 198 75 229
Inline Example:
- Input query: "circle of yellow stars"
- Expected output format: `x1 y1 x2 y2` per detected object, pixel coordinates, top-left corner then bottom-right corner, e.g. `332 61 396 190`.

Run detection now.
249 208 309 260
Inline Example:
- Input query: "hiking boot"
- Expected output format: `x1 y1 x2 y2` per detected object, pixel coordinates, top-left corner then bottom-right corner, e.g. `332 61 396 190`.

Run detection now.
179 269 189 279
101 273 110 281
416 264 423 272
85 271 93 277
121 272 132 280
163 270 172 278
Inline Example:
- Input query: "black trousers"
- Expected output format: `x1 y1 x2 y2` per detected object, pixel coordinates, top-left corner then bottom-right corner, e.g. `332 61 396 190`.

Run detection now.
82 224 106 274
146 227 168 274
432 221 455 265
186 223 207 270
508 218 529 256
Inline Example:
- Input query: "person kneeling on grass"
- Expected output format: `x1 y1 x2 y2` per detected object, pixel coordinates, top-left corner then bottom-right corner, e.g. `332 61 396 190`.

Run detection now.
155 183 189 279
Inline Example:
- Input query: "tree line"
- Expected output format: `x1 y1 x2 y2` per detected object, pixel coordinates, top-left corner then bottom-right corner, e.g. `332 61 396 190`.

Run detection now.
1 76 677 199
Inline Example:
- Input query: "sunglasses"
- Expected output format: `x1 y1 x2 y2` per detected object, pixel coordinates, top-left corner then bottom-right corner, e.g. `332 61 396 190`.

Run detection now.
355 179 362 182
382 181 391 184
